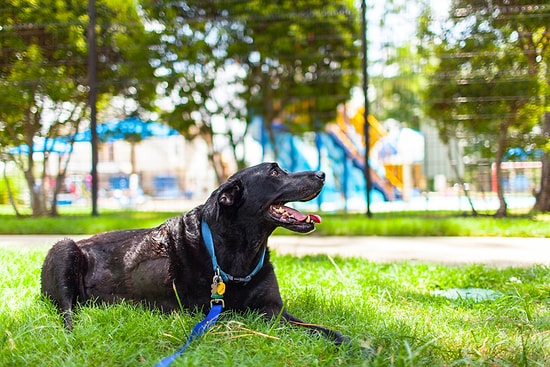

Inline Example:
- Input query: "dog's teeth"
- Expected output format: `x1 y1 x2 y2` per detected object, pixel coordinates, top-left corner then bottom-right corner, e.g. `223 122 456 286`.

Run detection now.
306 215 311 223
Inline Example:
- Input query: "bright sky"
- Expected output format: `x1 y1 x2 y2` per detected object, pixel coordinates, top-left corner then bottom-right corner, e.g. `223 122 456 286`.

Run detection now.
367 0 450 57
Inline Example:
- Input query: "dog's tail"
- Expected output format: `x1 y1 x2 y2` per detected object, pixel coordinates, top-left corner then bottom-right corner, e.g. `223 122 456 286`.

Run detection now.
41 238 86 330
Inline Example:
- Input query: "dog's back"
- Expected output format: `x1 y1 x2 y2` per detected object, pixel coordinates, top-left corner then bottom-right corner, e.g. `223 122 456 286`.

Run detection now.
41 220 184 328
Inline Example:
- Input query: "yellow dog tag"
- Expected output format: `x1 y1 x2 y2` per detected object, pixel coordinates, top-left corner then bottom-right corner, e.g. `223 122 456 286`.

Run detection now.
216 282 226 295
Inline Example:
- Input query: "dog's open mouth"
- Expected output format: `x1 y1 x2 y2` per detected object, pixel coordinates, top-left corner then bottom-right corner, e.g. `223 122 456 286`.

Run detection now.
268 204 322 233
270 204 322 224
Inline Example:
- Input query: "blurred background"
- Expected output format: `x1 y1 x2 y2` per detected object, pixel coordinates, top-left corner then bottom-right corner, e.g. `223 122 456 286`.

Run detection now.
1 0 548 216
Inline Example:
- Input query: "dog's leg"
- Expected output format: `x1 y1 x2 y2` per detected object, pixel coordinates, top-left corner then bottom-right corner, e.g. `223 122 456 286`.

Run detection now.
281 310 351 346
41 239 86 330
260 302 350 346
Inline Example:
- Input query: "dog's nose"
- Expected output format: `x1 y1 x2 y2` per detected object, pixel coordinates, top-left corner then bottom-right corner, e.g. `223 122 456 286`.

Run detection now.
315 171 325 181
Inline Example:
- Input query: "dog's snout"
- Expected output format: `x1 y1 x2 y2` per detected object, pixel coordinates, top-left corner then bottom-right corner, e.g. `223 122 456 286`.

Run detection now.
315 171 325 181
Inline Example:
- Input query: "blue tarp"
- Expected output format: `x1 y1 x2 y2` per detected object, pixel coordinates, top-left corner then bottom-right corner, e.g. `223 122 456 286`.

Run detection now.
8 117 179 154
9 137 72 154
74 117 179 142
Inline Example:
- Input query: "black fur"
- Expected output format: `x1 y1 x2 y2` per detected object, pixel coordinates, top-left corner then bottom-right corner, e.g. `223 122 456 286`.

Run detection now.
41 162 348 345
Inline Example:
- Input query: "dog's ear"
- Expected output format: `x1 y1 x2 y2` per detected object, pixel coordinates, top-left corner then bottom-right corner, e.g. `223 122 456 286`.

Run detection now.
218 179 243 207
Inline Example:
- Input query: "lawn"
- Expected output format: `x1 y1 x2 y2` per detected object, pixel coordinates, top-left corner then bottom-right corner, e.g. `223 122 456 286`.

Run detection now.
0 209 549 237
1 247 549 366
1 209 548 365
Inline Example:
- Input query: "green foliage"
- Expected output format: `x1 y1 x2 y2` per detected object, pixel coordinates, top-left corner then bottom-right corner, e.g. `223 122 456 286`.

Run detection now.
1 248 549 366
424 19 545 140
141 0 360 135
420 0 549 215
307 212 550 237
231 0 361 132
371 43 426 129
0 176 20 205
0 0 157 216
0 210 170 234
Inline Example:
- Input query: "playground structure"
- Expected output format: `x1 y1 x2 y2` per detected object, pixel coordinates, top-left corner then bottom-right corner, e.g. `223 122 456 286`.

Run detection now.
251 105 425 211
5 111 425 212
329 106 425 200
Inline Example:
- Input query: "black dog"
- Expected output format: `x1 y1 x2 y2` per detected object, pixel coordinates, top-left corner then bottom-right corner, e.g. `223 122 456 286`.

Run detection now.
41 162 348 345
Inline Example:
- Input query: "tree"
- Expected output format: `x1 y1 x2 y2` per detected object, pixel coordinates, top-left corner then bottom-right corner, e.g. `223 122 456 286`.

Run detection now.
140 0 360 181
230 0 360 152
421 0 547 216
368 0 431 130
0 0 157 216
490 0 550 213
370 43 425 129
140 1 243 182
534 113 550 212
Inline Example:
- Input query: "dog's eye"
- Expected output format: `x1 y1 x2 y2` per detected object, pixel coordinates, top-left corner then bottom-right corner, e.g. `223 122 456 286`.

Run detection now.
270 169 279 177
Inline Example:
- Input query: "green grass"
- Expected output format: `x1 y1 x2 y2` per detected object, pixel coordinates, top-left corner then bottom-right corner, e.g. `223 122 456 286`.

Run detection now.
1 248 549 366
0 211 172 235
309 212 550 237
0 210 549 237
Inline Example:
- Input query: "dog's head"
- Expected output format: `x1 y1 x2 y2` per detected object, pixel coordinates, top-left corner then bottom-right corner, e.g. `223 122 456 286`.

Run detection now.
204 162 325 234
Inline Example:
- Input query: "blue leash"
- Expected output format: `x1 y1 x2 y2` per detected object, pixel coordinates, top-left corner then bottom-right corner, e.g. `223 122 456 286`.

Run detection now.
155 303 223 367
155 219 267 366
200 219 266 283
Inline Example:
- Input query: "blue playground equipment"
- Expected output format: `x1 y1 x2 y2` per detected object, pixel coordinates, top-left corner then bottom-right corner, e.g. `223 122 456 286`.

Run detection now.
249 118 398 212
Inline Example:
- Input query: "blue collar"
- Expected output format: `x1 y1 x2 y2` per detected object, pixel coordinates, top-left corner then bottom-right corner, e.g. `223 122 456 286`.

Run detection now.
200 219 266 284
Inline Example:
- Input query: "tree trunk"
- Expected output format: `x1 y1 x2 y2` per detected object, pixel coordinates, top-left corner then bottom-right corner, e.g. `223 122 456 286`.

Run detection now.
25 169 46 217
200 123 230 185
49 173 63 217
262 72 279 160
494 119 513 217
50 150 73 216
20 144 47 217
227 123 248 171
3 162 21 217
534 112 550 212
130 142 137 174
447 143 477 216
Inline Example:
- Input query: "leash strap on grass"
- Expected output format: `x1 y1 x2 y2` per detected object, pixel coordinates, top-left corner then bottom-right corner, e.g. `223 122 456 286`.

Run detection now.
155 303 224 367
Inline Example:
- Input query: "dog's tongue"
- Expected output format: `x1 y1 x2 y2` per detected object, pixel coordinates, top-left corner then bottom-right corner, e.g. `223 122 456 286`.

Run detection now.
284 206 322 223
